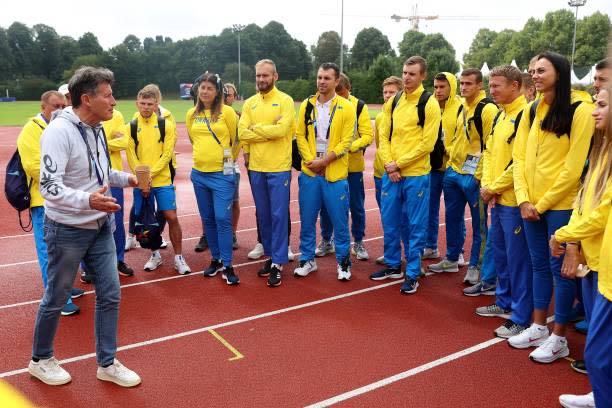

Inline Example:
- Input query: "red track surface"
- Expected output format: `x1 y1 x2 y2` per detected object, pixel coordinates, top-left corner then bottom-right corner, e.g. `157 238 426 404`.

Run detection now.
0 124 590 407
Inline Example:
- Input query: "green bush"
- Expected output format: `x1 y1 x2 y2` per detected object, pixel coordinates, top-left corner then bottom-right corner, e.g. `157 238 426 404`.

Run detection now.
0 77 58 100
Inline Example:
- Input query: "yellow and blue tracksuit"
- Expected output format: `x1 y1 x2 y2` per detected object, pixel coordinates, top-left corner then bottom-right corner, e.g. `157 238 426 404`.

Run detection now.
187 105 239 266
513 90 594 325
239 86 295 265
481 95 533 326
295 94 355 264
444 91 498 267
378 84 441 279
374 111 385 207
427 72 462 251
320 94 373 243
102 109 127 262
16 113 77 307
585 178 612 407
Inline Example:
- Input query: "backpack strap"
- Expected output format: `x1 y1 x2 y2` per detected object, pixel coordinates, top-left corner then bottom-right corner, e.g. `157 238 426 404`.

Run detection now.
473 98 496 149
416 91 431 128
492 111 502 131
529 99 540 127
157 117 166 143
356 99 365 120
506 110 524 144
129 119 139 159
304 97 314 141
389 90 404 141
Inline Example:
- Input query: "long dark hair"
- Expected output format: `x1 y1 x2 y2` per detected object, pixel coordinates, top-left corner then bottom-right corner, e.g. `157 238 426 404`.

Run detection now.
195 72 224 121
538 52 572 136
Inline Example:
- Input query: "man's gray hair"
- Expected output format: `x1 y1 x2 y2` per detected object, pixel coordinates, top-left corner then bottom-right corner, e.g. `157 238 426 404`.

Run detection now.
69 66 114 108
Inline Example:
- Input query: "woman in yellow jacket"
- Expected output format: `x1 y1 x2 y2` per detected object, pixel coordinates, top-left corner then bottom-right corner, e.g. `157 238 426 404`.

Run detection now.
187 73 240 285
553 88 610 408
509 51 595 363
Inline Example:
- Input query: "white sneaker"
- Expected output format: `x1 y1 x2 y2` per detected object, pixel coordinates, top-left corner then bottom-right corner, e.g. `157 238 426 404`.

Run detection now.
422 248 439 259
144 252 163 271
160 239 169 249
428 259 459 273
294 260 317 277
28 357 71 385
559 392 595 408
96 359 141 387
337 262 351 281
351 241 369 260
248 243 264 260
463 266 480 285
288 246 295 262
315 239 335 257
508 323 550 349
125 235 137 251
458 253 467 267
174 255 191 275
529 334 570 363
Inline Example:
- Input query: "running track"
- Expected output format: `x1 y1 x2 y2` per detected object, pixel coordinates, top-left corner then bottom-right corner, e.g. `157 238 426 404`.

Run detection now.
0 124 590 407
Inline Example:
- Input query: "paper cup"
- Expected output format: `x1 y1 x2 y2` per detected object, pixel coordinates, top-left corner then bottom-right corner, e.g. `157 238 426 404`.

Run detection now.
135 165 151 193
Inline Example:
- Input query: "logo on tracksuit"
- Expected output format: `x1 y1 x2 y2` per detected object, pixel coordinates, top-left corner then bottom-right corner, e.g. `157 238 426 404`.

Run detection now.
514 226 522 235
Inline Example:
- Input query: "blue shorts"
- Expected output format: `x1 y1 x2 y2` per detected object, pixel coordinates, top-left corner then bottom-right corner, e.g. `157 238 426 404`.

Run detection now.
234 172 240 202
133 185 177 215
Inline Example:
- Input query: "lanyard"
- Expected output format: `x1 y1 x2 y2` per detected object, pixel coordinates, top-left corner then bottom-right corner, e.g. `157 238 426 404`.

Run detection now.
76 124 110 186
314 102 338 140
203 115 223 146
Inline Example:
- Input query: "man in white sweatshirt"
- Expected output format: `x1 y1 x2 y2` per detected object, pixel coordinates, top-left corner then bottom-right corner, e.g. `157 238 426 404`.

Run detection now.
28 67 141 388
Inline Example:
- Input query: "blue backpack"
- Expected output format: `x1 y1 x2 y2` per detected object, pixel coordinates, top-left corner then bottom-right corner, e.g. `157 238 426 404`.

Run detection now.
133 195 166 250
4 149 32 231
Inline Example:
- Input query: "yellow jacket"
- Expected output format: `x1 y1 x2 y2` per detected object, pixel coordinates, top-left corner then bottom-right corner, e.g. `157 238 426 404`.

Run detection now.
481 95 527 207
186 104 239 173
347 94 374 173
378 85 441 177
555 158 612 272
16 114 47 208
513 90 595 213
438 72 462 171
295 94 355 182
373 112 385 178
448 90 498 179
126 112 177 187
103 110 127 171
133 106 178 170
238 87 295 172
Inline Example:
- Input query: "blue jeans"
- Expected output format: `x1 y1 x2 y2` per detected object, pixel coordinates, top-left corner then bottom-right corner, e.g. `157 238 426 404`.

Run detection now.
33 217 120 366
426 170 445 249
523 209 575 325
298 173 350 264
381 173 429 280
249 170 291 265
320 172 366 242
191 169 235 266
111 187 125 262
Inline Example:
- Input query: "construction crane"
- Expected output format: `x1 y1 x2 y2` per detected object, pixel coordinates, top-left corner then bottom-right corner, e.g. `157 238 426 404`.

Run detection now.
391 4 438 31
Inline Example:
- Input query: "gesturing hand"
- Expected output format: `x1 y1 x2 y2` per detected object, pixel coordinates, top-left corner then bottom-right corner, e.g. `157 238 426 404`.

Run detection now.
89 185 120 213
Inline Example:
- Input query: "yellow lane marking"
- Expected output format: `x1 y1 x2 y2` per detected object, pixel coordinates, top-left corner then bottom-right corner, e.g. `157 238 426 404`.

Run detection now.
208 329 245 361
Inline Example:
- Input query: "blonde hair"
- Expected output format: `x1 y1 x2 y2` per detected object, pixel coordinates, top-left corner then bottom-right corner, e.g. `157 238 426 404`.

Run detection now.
382 76 402 89
142 83 162 103
255 59 277 73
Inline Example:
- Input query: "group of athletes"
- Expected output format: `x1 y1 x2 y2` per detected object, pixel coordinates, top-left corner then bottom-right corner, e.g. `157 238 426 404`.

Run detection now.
16 52 611 405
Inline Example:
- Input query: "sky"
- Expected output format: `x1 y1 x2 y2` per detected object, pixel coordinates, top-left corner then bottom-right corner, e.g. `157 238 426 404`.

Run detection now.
3 0 611 63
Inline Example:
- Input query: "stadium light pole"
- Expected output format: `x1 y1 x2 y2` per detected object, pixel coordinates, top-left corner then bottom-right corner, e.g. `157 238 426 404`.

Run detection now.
568 0 586 72
339 0 344 73
233 24 245 94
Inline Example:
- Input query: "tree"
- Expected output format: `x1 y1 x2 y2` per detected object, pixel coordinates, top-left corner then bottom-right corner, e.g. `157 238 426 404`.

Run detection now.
0 28 15 80
350 27 394 70
463 28 497 68
32 24 61 80
7 22 35 78
312 31 347 70
222 62 255 85
398 30 426 61
575 11 611 68
78 32 103 55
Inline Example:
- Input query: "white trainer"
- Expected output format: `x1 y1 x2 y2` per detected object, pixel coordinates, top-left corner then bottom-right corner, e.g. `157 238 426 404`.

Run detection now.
28 357 71 385
96 359 141 387
458 253 467 267
288 246 295 262
144 252 163 271
294 260 317 277
351 241 369 260
160 239 169 249
529 335 570 363
463 266 480 285
174 255 191 275
315 239 335 257
508 323 550 349
337 263 352 281
559 392 595 408
248 243 264 260
125 235 138 251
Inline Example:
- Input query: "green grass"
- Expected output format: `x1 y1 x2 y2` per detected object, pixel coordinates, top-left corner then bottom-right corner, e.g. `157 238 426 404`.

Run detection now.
0 99 381 127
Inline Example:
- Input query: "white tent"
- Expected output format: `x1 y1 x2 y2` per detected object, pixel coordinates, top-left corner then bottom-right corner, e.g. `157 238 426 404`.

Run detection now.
481 62 490 77
510 59 518 68
571 68 593 86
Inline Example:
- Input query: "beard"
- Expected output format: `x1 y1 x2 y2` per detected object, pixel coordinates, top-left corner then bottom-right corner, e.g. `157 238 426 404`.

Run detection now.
257 81 273 93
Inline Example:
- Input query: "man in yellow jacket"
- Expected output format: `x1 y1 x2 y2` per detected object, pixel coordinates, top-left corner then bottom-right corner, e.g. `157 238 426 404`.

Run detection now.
429 68 498 285
370 56 441 295
316 73 373 261
16 90 83 316
239 59 295 287
294 62 355 281
475 65 533 338
126 87 190 275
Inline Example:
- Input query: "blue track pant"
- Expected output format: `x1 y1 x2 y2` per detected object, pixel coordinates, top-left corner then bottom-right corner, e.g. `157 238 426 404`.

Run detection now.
584 291 612 408
320 171 366 242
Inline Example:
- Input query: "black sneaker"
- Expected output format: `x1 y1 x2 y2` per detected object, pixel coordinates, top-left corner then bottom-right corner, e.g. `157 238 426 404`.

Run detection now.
203 259 223 277
79 270 92 284
400 278 419 295
195 235 208 252
267 265 282 287
369 267 403 281
117 261 134 277
258 259 272 277
70 288 85 299
571 359 587 374
232 233 238 250
222 266 240 285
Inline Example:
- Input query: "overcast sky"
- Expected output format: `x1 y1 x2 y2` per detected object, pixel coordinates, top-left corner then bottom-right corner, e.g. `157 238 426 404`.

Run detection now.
3 0 611 63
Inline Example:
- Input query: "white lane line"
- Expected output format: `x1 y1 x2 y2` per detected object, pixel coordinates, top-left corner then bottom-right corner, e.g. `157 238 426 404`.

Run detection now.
0 279 402 379
305 338 505 408
0 234 385 310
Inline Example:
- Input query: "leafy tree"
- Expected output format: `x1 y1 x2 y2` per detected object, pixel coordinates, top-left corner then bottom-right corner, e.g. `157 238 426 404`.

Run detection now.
32 24 61 80
222 62 255 85
350 27 394 70
575 11 611 68
463 28 497 68
398 30 426 61
78 32 103 55
7 22 35 77
0 28 15 80
311 31 347 70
